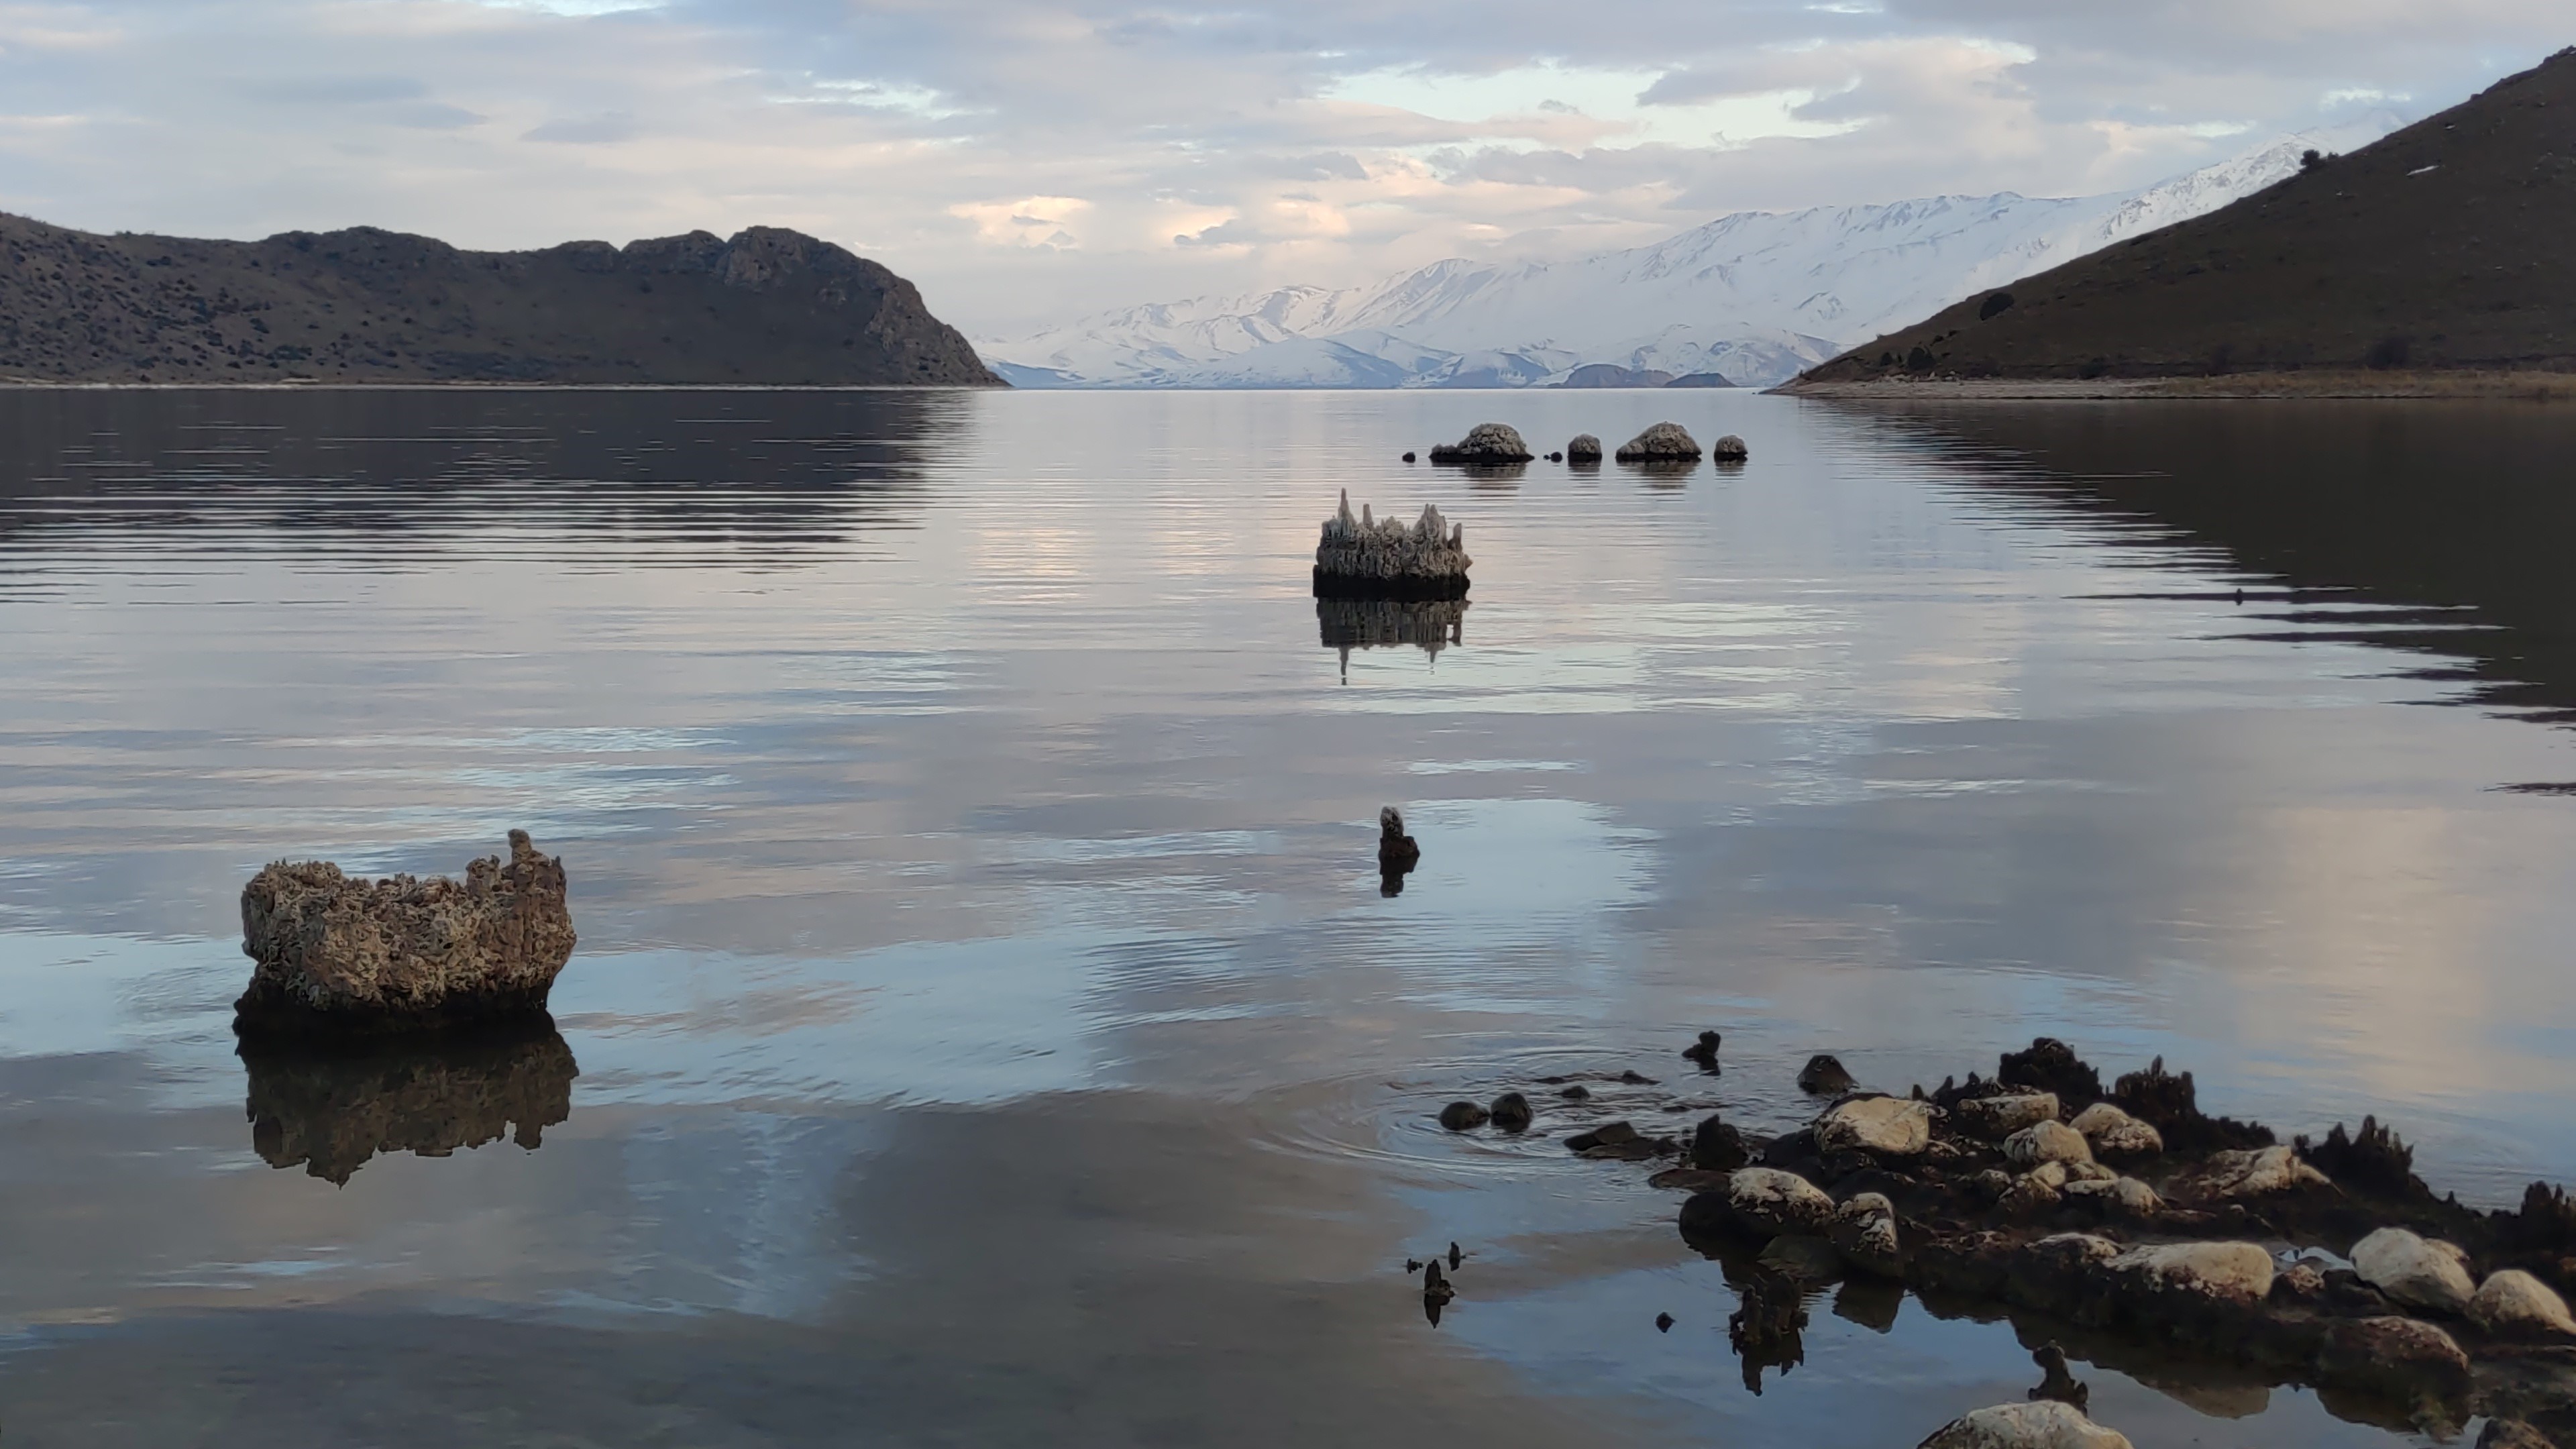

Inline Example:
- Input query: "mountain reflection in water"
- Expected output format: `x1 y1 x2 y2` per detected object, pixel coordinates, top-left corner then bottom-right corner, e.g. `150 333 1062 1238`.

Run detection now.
239 1020 578 1185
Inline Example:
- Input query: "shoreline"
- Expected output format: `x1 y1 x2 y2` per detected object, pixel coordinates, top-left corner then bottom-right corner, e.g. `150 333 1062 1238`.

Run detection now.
1776 370 2576 401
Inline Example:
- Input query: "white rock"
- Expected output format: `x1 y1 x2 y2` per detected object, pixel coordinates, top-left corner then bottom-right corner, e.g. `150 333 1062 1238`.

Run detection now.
2111 1241 2274 1306
2062 1176 2162 1215
2067 1102 2164 1158
2028 1161 2070 1191
2005 1120 2094 1168
1830 1191 1903 1277
2352 1227 2476 1316
2471 1269 2576 1338
2185 1144 2328 1200
1955 1093 2059 1139
1727 1167 1835 1237
1917 1399 2134 1449
1817 1095 1933 1157
2066 1160 2118 1183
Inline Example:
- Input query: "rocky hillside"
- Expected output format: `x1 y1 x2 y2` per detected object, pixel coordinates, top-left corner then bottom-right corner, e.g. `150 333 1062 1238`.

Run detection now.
1794 48 2576 386
0 217 1002 385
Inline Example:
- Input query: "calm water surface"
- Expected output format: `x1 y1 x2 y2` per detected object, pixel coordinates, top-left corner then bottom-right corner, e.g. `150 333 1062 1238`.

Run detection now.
3 388 2575 1447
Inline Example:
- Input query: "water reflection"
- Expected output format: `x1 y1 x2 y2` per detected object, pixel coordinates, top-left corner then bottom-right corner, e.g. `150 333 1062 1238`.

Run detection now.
239 1018 578 1185
1318 596 1467 680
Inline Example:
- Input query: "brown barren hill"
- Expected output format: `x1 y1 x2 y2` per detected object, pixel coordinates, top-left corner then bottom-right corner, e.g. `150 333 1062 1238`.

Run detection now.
1792 46 2576 392
0 217 1004 386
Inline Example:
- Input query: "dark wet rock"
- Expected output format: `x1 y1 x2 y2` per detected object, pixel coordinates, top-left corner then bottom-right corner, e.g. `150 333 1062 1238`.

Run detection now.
236 830 578 1036
1401 451 1416 462
2316 1316 2473 1399
1797 1055 1857 1095
1488 1091 1533 1133
1565 1120 1638 1152
2479 1419 2559 1449
1448 1241 1462 1269
1566 433 1603 463
1405 1257 1422 1273
1614 421 1702 462
1377 806 1421 871
1998 1038 2102 1107
1682 1029 1722 1069
2353 1226 2476 1315
1760 1127 1818 1169
2029 1342 2090 1413
1314 492 1471 600
1428 422 1534 464
1728 1268 1809 1394
2473 1269 2576 1340
1650 1167 1736 1192
1758 1233 1847 1283
1656 1311 1675 1332
1617 1069 1658 1085
1831 1192 1904 1277
238 1016 577 1185
2068 1102 2163 1161
1547 451 1564 462
1438 1100 1489 1130
1422 1258 1455 1322
1917 1401 2133 1448
2113 1056 2275 1156
1558 1083 1590 1101
2300 1116 2422 1199
1693 1114 1750 1172
1711 433 1750 462
1955 1093 2059 1140
1817 1095 1932 1157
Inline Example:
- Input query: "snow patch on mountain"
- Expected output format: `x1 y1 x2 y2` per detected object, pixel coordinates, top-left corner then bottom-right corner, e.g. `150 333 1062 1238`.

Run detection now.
983 119 2400 389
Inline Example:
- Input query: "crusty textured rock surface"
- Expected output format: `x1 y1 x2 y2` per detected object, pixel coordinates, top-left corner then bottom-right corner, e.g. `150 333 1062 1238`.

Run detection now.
1957 1092 2059 1139
1313 490 1471 598
2316 1316 2473 1396
1831 1191 1904 1276
2352 1226 2477 1316
1817 1095 1933 1157
1710 433 1750 461
2006 1120 2094 1169
2068 1102 2164 1159
1566 433 1603 462
1427 423 1534 464
2110 1240 2274 1307
1613 421 1703 462
1725 1167 1836 1237
237 830 577 1032
2180 1144 2328 1200
1916 1399 2133 1449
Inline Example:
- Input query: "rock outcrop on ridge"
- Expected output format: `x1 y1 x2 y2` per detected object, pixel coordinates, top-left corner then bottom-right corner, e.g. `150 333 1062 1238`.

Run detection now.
237 830 578 1034
0 214 1003 385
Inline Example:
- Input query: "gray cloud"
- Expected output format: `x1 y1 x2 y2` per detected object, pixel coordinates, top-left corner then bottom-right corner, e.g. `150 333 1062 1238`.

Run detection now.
0 0 2563 332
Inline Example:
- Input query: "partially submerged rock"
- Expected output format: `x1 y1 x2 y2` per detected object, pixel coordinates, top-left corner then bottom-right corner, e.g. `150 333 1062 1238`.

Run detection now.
1917 1400 2133 1449
1489 1091 1534 1133
1438 1100 1489 1130
1797 1053 1858 1095
1613 421 1702 462
1566 433 1603 464
2353 1227 2477 1316
1832 1192 1904 1277
1427 422 1534 464
2316 1316 2473 1399
1711 434 1750 462
236 830 577 1035
1721 1167 1837 1238
1314 491 1471 600
1377 806 1421 894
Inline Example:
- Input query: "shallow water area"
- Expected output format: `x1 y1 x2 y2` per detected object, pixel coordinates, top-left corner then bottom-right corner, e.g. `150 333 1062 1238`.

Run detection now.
3 387 2575 1445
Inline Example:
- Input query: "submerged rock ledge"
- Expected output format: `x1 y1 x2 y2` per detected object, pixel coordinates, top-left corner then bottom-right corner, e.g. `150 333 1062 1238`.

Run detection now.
1437 1036 2576 1439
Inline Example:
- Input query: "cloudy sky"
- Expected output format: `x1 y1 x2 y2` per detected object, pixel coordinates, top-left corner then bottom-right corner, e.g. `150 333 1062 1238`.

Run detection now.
0 1 2564 333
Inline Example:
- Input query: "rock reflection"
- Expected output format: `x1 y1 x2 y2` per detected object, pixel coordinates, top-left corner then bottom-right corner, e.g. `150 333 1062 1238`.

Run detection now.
1318 596 1467 682
239 1018 578 1185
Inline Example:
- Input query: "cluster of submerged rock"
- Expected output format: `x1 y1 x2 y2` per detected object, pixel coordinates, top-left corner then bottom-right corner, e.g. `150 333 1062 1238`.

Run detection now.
1419 421 1748 468
1436 1036 2576 1446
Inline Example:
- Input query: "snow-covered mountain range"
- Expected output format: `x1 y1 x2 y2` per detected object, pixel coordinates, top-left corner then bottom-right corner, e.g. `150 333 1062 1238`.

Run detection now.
983 121 2397 390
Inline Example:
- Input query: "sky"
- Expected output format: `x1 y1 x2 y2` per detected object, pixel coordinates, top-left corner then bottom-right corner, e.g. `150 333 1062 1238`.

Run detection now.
0 1 2565 334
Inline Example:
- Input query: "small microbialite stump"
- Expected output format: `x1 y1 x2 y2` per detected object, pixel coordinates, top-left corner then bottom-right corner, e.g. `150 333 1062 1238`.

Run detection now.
1615 421 1702 463
1427 422 1534 465
1379 806 1421 895
1314 490 1471 601
1711 433 1749 462
236 830 578 1036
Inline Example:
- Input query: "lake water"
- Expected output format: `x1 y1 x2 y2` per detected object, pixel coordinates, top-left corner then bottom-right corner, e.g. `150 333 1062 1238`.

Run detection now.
2 386 2573 1447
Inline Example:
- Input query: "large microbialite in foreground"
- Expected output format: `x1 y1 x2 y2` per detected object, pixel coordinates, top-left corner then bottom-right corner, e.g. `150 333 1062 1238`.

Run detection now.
1430 1036 2576 1446
1792 46 2576 394
0 215 1003 385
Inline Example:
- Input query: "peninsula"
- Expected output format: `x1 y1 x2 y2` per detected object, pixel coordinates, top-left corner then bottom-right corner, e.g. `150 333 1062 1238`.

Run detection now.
1788 47 2576 398
0 215 1002 386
